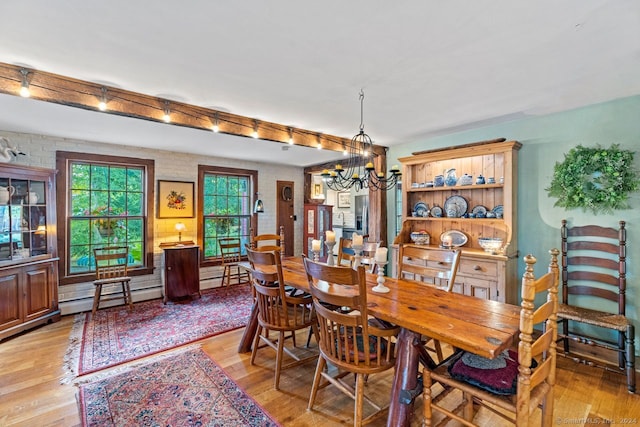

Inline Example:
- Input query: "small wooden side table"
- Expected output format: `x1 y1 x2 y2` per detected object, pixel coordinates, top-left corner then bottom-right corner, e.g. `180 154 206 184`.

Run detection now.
160 243 201 303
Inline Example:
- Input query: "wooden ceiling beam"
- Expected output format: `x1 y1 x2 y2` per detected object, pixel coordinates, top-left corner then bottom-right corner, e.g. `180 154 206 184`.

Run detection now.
0 62 387 157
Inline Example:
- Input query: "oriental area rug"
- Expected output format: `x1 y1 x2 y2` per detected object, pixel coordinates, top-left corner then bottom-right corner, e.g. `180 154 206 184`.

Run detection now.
64 284 253 380
78 348 280 427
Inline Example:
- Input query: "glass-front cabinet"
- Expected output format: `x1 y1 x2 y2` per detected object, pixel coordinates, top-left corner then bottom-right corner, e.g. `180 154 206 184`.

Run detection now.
0 164 59 341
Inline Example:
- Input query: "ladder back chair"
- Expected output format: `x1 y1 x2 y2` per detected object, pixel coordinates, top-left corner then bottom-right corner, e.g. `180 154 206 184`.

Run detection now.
303 257 399 426
398 244 461 362
92 246 133 315
558 219 635 393
423 249 560 427
246 247 318 390
249 225 285 257
218 237 250 287
337 236 380 273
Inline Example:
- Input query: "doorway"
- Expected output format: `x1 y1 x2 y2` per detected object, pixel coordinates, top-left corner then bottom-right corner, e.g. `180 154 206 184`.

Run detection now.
277 181 294 257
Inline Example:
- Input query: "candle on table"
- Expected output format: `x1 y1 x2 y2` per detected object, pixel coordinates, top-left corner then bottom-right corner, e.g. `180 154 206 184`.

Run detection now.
352 233 363 247
375 247 388 263
311 239 321 252
325 230 335 243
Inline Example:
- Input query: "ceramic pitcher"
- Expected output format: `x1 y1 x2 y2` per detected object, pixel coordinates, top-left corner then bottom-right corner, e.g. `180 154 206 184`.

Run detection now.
444 168 458 186
0 185 15 204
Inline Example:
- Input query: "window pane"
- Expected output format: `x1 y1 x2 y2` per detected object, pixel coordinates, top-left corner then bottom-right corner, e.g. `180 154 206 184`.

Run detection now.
90 165 109 190
110 166 127 191
71 163 90 189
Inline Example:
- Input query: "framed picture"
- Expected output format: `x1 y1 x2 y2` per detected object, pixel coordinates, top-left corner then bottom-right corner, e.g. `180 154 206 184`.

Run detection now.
157 180 194 218
337 192 351 208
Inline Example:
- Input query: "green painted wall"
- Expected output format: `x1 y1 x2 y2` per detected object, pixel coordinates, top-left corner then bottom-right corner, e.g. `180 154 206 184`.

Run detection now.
387 95 640 353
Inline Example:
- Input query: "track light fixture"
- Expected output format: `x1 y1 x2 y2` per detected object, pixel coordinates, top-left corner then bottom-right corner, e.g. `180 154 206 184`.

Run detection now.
317 134 322 150
98 86 108 111
162 101 171 123
252 120 259 138
288 127 294 145
19 68 30 98
212 112 219 132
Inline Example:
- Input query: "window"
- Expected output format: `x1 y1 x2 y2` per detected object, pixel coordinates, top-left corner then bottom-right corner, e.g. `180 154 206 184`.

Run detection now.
56 152 155 284
198 165 257 265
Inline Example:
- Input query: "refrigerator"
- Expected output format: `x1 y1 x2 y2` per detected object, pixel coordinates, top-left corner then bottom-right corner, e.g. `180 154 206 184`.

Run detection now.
354 195 368 237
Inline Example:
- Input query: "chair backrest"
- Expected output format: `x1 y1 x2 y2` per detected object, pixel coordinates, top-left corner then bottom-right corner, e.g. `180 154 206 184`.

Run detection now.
561 219 626 315
94 246 129 280
250 225 285 257
517 249 559 422
246 246 289 327
397 244 461 292
219 237 243 264
337 236 379 273
303 257 396 370
337 237 354 266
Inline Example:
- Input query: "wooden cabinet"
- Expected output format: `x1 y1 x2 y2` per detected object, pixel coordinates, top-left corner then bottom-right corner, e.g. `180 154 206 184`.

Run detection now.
162 245 201 303
303 204 333 262
395 140 521 303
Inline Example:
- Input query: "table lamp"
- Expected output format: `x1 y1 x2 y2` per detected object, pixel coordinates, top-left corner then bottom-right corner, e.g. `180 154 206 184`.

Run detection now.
175 222 186 245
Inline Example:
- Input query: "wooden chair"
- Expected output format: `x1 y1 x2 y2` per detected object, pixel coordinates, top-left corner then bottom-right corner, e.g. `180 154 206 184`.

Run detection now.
92 246 133 315
249 225 285 256
303 257 399 426
218 237 250 287
247 247 318 390
558 219 635 393
398 244 461 362
337 236 380 273
423 249 559 427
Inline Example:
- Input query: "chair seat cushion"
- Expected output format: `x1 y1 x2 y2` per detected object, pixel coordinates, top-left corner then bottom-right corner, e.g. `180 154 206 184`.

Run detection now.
448 349 536 395
558 303 631 331
337 327 389 362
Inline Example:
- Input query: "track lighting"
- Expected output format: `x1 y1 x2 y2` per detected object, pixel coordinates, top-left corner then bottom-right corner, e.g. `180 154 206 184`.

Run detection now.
212 113 219 132
98 87 108 111
163 101 171 123
288 127 294 145
317 134 322 150
19 69 30 98
252 120 259 138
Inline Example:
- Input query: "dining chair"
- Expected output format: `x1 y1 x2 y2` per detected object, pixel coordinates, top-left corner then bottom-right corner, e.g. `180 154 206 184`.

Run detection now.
92 246 133 315
337 236 379 273
249 225 285 257
423 249 559 426
398 244 461 362
218 237 250 287
303 257 399 426
558 220 635 393
246 247 318 390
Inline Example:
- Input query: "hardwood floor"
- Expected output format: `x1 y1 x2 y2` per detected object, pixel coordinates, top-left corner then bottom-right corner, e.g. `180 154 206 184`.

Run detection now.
1 315 639 426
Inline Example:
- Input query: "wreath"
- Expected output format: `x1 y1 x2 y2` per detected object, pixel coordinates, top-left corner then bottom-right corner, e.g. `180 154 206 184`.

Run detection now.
546 144 640 214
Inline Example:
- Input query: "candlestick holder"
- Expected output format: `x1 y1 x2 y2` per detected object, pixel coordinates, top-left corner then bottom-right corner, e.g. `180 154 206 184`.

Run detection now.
351 244 363 270
372 260 390 293
325 241 335 266
312 250 320 263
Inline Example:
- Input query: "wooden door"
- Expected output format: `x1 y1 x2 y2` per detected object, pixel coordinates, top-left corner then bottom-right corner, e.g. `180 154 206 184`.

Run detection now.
277 181 294 257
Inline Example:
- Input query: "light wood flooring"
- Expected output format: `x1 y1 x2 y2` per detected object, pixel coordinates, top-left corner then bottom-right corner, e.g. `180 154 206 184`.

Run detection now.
1 314 639 426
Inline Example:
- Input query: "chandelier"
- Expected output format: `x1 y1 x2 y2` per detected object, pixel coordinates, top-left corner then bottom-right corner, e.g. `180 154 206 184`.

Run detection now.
321 90 401 191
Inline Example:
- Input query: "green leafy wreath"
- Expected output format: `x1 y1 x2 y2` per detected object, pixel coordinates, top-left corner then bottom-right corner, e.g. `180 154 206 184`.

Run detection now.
546 144 640 214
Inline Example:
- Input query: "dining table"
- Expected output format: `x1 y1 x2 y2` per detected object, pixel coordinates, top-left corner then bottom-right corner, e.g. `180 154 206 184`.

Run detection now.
238 257 521 427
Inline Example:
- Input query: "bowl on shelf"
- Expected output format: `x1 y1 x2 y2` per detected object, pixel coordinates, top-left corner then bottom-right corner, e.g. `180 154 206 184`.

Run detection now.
410 231 430 245
478 237 504 254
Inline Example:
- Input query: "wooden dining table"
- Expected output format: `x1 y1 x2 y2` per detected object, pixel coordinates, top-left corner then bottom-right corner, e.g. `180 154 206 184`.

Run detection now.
238 257 521 427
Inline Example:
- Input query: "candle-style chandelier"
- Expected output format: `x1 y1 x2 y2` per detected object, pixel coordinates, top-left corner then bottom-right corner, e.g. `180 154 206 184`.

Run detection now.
321 90 401 191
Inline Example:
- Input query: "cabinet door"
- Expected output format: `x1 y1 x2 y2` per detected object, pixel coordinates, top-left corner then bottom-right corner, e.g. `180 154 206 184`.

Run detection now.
165 247 200 300
23 262 54 321
0 270 22 331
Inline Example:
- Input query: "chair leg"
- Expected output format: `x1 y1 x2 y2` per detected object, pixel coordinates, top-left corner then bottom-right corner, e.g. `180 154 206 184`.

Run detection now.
625 324 636 393
124 281 133 309
250 325 263 365
221 265 229 287
308 356 326 410
92 284 102 315
275 331 285 390
354 373 365 427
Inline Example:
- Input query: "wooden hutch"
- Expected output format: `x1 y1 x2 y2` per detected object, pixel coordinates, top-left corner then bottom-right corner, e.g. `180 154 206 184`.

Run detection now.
393 139 521 304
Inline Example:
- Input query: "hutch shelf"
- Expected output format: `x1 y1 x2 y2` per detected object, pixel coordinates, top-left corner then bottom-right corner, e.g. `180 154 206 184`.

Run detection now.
0 164 60 340
393 139 521 304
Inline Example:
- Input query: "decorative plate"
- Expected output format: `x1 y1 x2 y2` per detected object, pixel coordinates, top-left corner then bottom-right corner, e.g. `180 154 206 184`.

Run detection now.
440 230 468 248
444 195 468 217
471 205 487 216
430 205 443 217
492 205 504 216
414 202 428 217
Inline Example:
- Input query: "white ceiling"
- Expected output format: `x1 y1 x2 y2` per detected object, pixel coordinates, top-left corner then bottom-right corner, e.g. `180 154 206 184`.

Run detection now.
0 0 639 166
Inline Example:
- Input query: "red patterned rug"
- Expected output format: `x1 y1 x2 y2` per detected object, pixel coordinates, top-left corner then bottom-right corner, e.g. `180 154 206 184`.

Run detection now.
65 284 253 378
78 348 280 426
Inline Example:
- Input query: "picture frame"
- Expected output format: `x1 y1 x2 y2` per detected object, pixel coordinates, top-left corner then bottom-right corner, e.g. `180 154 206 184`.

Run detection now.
337 192 351 208
157 180 195 218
